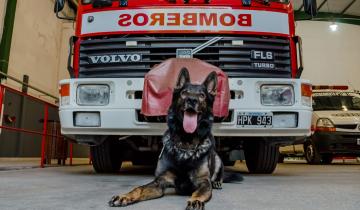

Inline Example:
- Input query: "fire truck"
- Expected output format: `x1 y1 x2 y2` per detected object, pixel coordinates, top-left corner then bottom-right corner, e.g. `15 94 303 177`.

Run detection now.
54 0 316 174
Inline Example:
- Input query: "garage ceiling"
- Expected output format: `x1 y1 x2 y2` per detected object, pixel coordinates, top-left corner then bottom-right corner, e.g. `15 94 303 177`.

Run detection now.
293 0 360 25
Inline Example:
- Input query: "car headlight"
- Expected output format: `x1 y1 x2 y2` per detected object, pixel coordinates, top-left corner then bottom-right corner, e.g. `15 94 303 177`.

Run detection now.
316 118 335 128
77 85 110 106
261 85 294 106
316 118 336 132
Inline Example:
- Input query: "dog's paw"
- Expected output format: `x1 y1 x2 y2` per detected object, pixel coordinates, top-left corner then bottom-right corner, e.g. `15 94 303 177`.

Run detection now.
108 195 134 207
186 200 205 210
212 181 222 189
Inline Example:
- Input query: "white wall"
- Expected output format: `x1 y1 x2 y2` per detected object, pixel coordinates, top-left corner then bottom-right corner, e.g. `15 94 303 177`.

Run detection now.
296 21 360 90
57 22 75 82
5 0 74 103
0 0 7 41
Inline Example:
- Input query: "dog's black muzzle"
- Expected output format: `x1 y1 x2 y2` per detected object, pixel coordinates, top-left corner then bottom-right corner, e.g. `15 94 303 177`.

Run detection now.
185 97 199 112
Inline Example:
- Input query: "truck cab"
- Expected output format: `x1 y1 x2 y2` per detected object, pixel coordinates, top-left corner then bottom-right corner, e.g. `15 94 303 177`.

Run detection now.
54 0 316 174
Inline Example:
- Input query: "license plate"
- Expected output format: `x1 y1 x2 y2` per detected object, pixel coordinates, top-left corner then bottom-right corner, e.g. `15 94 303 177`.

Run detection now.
237 112 273 128
357 138 360 146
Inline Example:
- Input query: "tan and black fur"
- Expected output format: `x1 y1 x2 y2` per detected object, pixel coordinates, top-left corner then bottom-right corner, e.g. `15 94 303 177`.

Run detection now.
109 68 225 210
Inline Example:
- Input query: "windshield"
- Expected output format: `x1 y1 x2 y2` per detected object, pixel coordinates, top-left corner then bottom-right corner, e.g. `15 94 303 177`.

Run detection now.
313 95 360 111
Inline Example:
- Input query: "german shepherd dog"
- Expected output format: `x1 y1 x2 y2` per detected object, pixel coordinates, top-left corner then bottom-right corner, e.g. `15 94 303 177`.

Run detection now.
109 68 227 210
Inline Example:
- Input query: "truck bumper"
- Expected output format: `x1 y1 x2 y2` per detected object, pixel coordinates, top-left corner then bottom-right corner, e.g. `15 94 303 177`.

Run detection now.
60 108 312 137
59 78 312 139
312 131 360 155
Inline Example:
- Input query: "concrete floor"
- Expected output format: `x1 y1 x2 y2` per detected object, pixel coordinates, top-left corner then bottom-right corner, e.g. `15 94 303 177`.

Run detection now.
0 160 359 210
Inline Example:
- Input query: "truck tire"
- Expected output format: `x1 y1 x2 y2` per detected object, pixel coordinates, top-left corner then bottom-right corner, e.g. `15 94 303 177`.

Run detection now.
321 154 333 164
244 141 279 174
90 137 123 173
304 142 321 164
278 154 285 163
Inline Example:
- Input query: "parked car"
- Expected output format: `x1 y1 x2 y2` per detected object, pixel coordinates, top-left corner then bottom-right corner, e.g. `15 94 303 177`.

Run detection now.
280 86 360 164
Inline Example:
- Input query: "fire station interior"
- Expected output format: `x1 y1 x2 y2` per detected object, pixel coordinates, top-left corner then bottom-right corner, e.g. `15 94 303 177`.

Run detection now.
0 0 359 210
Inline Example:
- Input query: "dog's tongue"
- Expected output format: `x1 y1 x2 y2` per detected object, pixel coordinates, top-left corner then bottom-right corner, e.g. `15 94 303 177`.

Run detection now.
183 111 198 133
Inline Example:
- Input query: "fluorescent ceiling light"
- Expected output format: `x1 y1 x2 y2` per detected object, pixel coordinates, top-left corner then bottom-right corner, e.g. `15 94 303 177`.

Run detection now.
329 22 338 31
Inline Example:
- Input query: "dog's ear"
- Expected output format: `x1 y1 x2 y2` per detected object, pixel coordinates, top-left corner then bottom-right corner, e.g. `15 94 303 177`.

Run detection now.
175 67 190 89
203 71 217 96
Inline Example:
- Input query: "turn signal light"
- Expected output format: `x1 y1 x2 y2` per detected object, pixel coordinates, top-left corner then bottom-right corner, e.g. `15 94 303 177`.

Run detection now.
301 83 312 97
301 83 312 107
60 84 70 106
60 84 70 97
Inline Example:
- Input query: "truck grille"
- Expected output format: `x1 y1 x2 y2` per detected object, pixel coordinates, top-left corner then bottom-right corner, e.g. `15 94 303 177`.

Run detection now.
79 35 291 78
335 124 358 130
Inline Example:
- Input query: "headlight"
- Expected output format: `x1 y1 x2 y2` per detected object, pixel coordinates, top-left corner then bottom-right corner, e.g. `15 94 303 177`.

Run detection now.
315 118 336 132
82 0 93 4
316 118 334 128
261 85 294 106
77 85 110 106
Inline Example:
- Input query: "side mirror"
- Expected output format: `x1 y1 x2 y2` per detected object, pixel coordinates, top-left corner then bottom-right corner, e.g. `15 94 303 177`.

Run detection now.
53 0 75 21
303 0 317 17
54 0 65 13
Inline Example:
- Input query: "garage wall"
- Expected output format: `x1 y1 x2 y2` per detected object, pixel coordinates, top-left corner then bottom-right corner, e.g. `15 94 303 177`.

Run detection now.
0 0 6 41
297 21 360 89
4 0 74 102
57 22 75 81
0 0 89 158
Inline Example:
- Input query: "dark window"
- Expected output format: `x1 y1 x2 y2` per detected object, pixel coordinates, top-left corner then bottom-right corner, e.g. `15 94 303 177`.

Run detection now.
313 95 360 111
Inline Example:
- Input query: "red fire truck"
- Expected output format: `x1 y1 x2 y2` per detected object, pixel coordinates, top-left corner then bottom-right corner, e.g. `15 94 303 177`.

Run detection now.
55 0 316 174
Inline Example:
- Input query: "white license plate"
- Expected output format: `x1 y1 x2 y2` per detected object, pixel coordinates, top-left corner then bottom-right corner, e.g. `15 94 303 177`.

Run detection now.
237 112 273 128
357 138 360 146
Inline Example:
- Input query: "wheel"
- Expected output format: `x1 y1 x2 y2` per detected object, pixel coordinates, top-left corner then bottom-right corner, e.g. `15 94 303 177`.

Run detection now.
244 141 279 174
90 137 123 173
278 154 285 163
321 154 333 164
304 142 321 164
